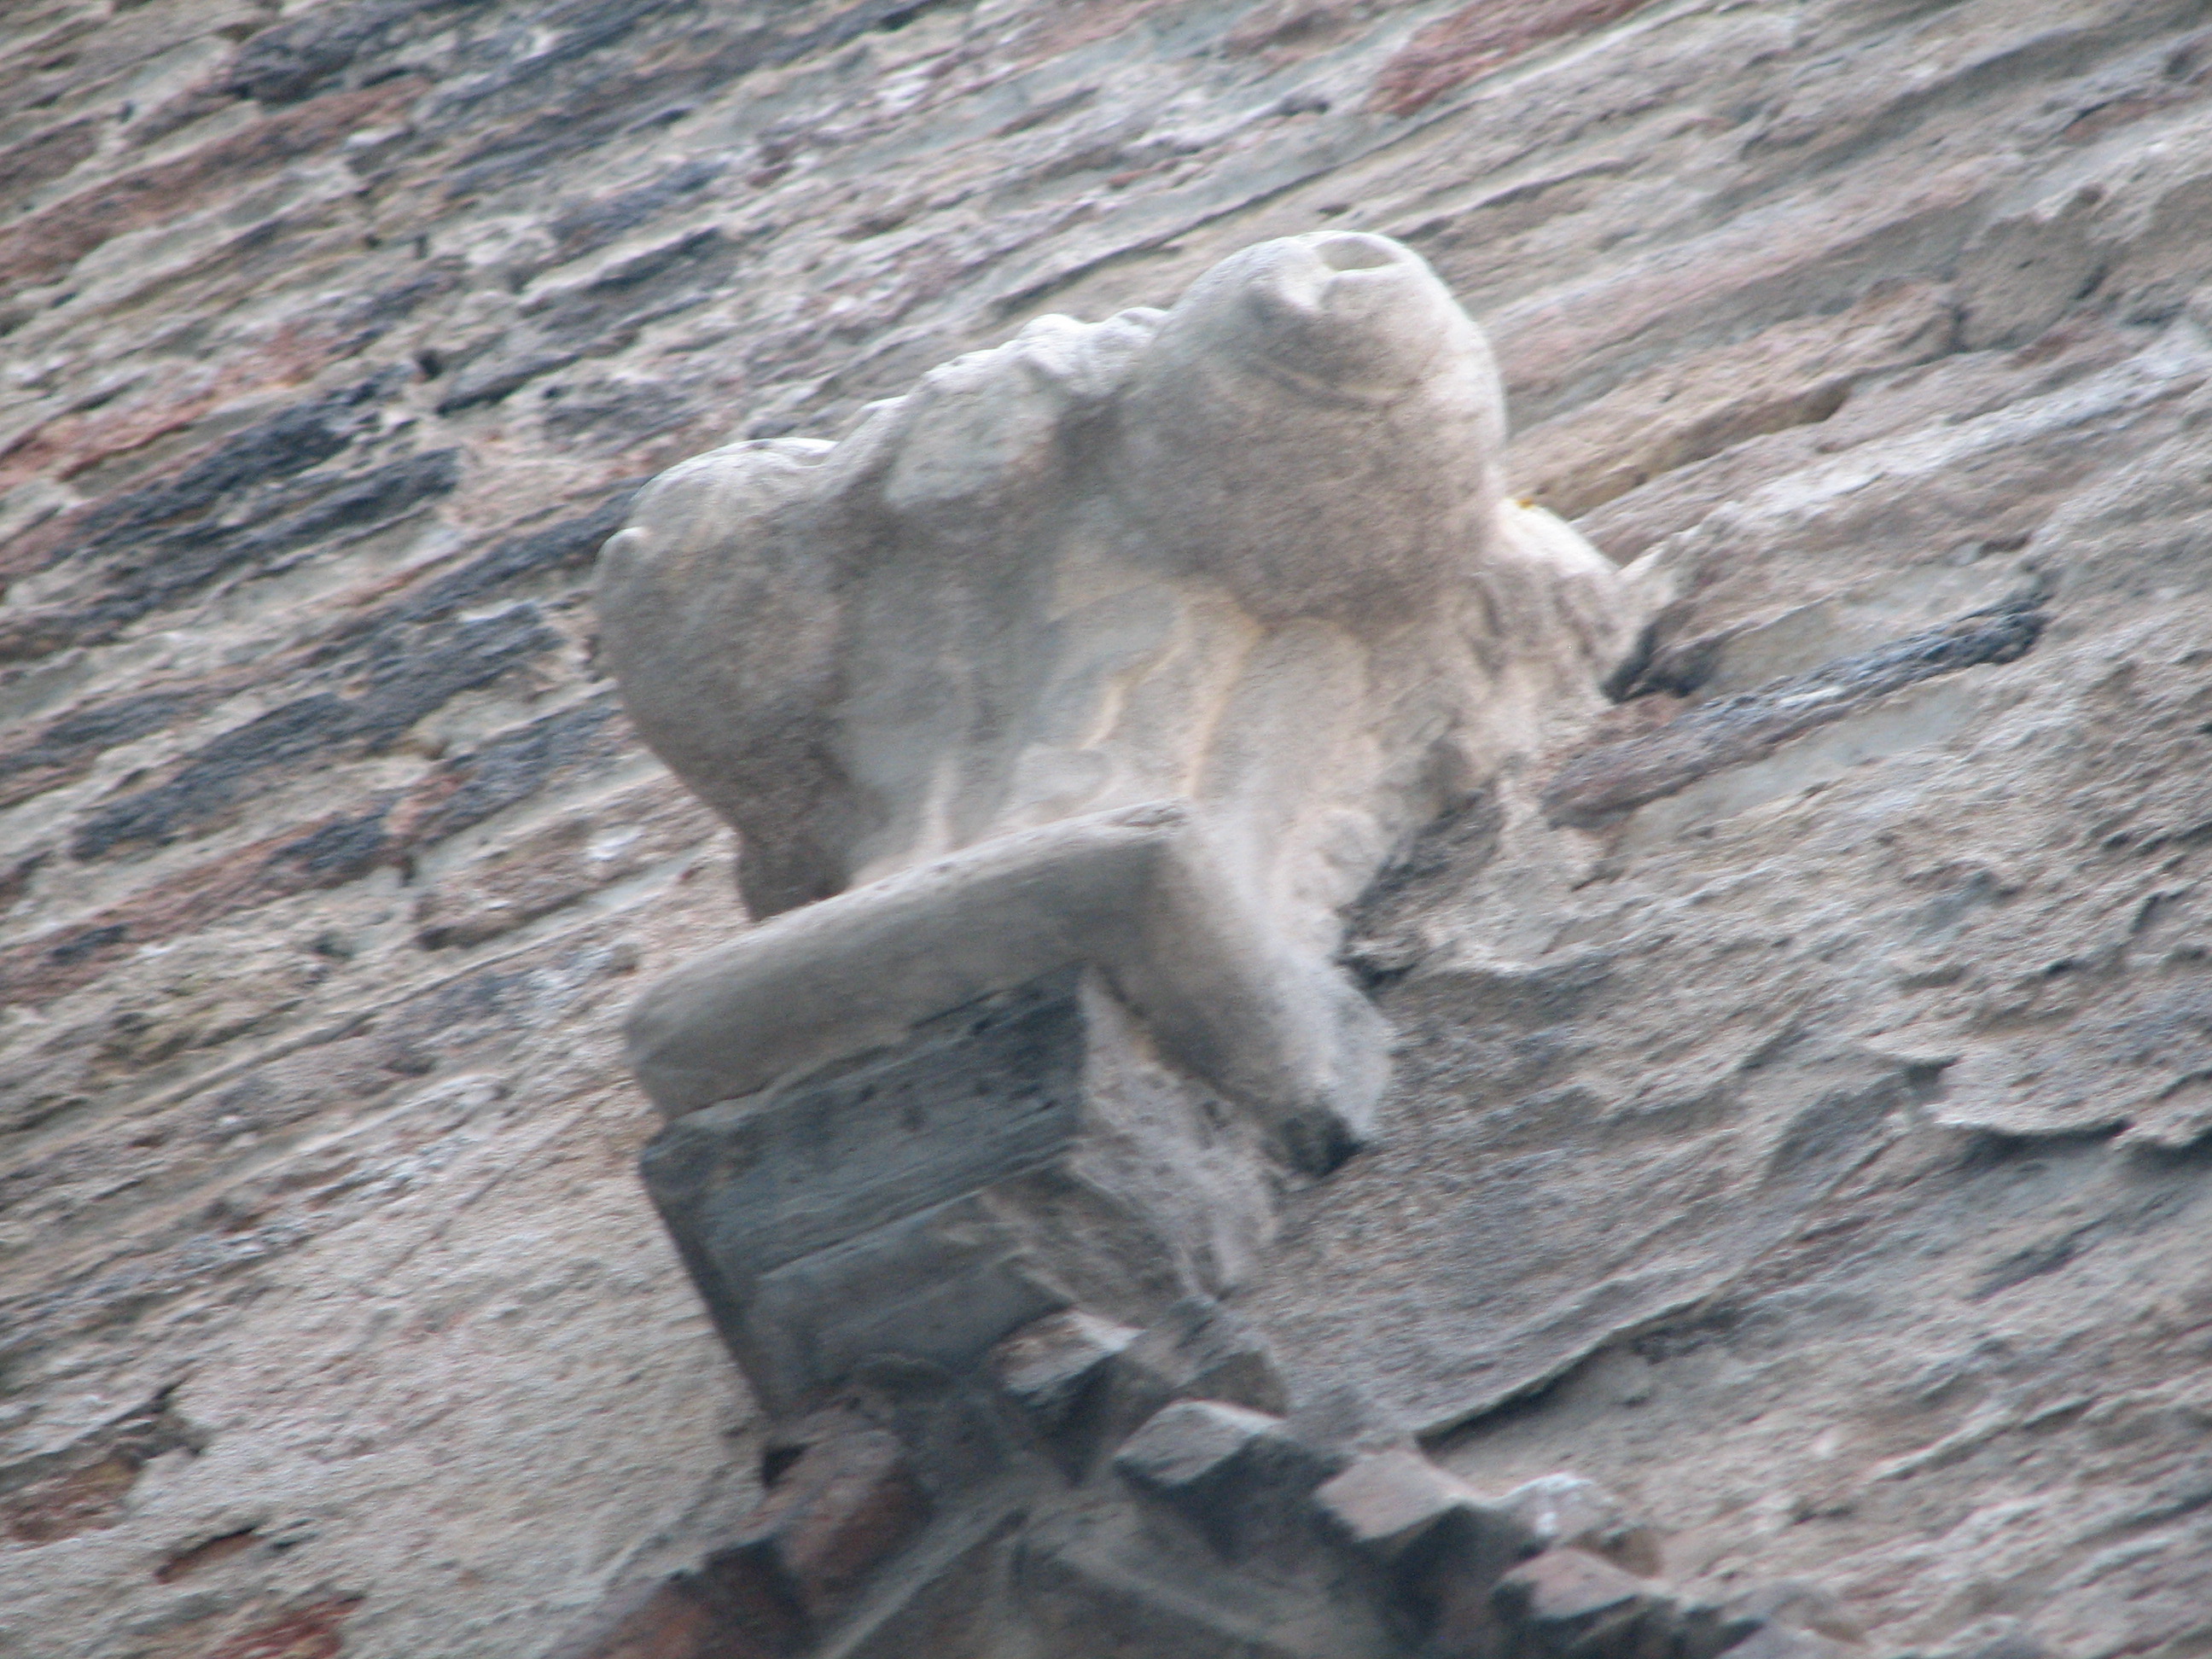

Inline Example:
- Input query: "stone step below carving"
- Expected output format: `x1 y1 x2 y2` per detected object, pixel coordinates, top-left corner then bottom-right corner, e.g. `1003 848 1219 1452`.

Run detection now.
558 1295 1893 1659
640 969 1281 1415
1016 1501 1398 1659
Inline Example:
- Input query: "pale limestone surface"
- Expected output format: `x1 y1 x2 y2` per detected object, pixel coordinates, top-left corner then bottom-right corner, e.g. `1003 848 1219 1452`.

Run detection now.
600 233 1652 1165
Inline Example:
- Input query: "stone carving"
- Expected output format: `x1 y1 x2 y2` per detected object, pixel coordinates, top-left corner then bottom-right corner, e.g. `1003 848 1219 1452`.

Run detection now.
598 230 1661 1177
597 230 1667 1422
577 230 1881 1659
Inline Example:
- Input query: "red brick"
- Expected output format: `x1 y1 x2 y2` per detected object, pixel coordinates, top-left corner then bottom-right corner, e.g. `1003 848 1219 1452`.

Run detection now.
1368 0 1656 118
0 1450 139 1544
1487 1549 1662 1654
0 80 423 292
209 1595 362 1659
552 1578 733 1659
0 1390 201 1544
699 1427 928 1643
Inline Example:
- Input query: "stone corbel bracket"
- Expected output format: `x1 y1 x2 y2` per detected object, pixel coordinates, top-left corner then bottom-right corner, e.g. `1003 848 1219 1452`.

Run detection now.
598 230 1664 1411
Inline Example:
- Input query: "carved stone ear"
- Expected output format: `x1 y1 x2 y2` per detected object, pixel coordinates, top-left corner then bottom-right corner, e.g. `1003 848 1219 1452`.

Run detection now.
877 346 1078 543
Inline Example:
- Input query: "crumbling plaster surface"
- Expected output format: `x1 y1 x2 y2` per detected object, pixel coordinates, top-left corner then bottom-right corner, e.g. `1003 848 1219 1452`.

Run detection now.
0 0 2209 1656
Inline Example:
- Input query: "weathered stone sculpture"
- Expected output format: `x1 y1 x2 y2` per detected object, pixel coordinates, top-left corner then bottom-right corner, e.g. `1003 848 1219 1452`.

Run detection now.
573 232 1898 1659
596 230 1656 1414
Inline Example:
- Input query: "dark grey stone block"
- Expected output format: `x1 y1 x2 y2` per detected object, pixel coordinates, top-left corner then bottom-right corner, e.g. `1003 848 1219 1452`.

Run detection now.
641 969 1278 1414
1101 1295 1292 1447
1113 1399 1337 1559
1313 1449 1475 1567
993 1312 1141 1428
1487 1548 1668 1658
1500 1474 1664 1577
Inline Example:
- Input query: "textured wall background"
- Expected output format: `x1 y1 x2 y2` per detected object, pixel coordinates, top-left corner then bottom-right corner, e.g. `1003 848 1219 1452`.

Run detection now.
3 0 2212 1654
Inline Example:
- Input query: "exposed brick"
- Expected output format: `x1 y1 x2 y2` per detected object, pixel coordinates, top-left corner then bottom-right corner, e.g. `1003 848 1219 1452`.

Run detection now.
0 1388 201 1544
0 1452 139 1544
157 1526 261 1583
207 1594 363 1659
700 1426 928 1638
1368 0 1656 118
550 1576 736 1659
0 79 427 291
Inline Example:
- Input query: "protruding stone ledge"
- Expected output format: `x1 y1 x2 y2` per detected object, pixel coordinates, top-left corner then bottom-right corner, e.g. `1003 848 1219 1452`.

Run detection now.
1545 597 2047 829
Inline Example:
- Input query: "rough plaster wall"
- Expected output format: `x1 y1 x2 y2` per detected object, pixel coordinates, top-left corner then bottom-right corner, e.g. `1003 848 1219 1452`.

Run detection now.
1 0 2209 1655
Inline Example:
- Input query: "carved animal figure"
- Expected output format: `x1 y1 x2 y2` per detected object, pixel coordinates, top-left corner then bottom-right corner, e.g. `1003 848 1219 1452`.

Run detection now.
597 231 1658 1170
